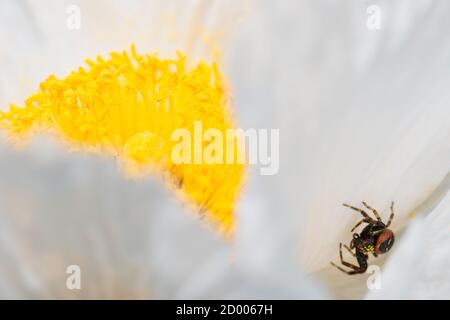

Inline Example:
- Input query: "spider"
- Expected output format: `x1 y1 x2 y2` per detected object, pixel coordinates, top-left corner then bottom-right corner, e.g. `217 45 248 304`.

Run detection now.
330 201 395 275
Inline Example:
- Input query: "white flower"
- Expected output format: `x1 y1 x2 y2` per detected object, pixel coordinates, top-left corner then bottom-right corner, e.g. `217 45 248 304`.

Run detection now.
0 0 449 299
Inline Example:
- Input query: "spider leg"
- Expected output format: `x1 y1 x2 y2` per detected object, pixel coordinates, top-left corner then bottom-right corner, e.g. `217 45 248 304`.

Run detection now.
330 261 360 275
339 243 360 270
330 244 368 275
386 201 395 227
343 203 376 223
350 218 370 232
362 201 382 222
343 244 356 257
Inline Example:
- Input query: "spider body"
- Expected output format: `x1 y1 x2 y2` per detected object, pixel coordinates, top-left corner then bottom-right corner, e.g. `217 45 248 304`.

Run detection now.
330 202 395 275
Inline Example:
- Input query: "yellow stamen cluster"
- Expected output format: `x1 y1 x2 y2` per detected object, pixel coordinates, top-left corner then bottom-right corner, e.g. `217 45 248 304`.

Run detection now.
0 45 245 236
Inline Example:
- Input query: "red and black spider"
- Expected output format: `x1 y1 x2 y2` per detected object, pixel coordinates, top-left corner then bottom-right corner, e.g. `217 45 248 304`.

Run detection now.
330 201 395 275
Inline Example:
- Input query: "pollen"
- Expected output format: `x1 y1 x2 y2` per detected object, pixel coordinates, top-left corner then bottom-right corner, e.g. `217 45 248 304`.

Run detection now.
0 45 245 236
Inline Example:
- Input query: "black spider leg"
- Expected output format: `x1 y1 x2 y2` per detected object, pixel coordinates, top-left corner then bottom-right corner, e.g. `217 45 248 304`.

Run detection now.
350 218 372 232
343 244 355 257
343 203 377 225
362 201 382 223
386 201 395 227
330 243 368 275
